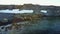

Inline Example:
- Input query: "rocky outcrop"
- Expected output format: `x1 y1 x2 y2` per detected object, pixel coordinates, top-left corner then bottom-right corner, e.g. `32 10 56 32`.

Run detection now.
0 4 60 16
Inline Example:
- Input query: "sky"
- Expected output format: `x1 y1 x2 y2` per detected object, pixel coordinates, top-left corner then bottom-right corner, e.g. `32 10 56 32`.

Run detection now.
0 0 60 6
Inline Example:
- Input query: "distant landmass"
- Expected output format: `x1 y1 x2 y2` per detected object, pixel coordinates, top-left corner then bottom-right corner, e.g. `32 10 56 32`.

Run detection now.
0 4 60 16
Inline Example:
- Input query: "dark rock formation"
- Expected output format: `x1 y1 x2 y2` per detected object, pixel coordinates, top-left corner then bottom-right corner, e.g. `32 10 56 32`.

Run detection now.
0 4 59 16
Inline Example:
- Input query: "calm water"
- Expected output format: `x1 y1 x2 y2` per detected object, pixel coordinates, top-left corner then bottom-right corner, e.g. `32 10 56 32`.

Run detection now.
0 17 60 34
20 17 60 34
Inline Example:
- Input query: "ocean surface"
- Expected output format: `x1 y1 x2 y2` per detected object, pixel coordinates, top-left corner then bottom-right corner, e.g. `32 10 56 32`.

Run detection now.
0 17 59 34
19 17 60 34
0 14 60 34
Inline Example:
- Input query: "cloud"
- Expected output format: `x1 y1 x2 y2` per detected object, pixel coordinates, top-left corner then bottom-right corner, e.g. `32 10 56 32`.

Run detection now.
0 0 59 6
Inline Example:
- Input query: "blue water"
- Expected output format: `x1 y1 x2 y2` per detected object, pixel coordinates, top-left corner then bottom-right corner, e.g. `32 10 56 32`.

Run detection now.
0 13 14 21
0 17 60 34
0 13 60 34
20 17 60 34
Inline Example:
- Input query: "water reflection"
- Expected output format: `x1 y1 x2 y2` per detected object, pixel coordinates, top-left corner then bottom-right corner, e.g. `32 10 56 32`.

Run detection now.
0 9 33 13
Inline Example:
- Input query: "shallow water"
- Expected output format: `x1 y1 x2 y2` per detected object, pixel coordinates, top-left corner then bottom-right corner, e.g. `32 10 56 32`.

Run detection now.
20 17 60 34
1 17 60 34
